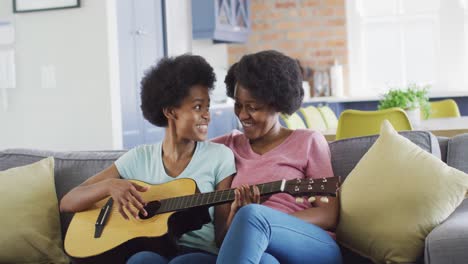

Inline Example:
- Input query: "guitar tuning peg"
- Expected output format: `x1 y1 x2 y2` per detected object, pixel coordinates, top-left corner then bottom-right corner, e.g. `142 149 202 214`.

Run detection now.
295 197 304 204
307 196 316 203
320 197 329 203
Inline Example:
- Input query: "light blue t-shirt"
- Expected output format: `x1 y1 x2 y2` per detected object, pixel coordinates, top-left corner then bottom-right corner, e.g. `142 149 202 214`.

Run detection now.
114 141 236 254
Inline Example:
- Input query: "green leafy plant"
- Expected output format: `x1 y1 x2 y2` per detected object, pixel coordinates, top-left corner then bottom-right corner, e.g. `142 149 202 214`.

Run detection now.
378 84 431 119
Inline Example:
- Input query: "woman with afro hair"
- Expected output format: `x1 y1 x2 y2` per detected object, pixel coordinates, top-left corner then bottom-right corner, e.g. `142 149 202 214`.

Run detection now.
60 54 236 264
211 50 342 264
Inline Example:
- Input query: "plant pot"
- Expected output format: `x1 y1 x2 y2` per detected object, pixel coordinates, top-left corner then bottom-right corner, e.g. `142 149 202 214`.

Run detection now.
405 108 421 128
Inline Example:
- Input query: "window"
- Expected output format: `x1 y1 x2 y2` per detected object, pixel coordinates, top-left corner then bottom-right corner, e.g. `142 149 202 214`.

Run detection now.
347 0 467 96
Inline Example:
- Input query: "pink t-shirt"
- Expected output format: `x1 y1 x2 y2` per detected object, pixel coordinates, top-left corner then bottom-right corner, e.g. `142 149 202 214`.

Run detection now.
212 129 334 214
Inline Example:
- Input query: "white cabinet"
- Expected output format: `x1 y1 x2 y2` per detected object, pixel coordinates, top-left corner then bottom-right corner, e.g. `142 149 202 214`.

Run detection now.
116 0 166 149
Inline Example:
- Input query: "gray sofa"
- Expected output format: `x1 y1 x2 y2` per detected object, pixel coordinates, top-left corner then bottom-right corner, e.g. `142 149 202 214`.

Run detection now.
1 130 467 263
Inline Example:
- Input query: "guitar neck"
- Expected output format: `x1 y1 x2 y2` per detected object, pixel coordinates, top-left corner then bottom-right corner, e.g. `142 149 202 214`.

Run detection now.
156 180 285 214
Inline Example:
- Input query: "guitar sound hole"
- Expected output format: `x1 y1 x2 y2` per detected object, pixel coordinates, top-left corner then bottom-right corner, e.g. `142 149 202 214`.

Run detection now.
139 201 161 220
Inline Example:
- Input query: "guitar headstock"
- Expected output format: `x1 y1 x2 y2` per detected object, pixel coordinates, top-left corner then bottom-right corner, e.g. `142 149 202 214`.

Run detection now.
283 177 340 197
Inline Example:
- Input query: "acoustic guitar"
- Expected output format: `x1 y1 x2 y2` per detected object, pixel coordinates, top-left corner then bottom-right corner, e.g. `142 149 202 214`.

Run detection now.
64 176 339 263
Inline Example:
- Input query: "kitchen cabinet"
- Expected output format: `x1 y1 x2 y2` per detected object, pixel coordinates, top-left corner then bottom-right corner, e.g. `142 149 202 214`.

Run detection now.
192 0 250 43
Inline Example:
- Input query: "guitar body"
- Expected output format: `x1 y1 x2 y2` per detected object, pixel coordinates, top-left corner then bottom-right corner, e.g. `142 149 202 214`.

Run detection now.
65 178 211 263
65 176 340 263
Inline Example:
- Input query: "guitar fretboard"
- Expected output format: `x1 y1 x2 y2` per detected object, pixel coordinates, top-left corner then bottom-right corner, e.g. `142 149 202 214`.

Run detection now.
156 180 284 214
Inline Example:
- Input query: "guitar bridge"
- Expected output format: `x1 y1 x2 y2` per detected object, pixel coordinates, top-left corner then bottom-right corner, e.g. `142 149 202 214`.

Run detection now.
94 198 113 238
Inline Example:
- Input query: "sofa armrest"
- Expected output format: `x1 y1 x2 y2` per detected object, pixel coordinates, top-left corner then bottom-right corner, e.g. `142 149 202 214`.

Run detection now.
425 198 468 264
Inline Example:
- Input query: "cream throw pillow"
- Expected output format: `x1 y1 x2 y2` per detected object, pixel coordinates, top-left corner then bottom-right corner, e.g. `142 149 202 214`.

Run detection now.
337 120 468 264
0 157 69 264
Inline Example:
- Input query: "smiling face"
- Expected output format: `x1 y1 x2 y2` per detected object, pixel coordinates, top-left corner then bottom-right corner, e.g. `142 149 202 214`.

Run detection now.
171 85 211 141
234 85 280 141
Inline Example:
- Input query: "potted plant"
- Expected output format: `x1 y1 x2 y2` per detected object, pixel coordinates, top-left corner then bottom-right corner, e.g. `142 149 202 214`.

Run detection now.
378 84 431 125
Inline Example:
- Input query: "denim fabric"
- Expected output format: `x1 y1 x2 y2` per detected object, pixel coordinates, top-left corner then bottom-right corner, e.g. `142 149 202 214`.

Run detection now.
127 251 168 264
126 246 217 264
126 245 279 264
217 204 342 264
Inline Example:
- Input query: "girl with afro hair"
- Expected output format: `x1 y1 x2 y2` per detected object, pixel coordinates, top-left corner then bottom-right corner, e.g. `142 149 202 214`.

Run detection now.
60 54 236 264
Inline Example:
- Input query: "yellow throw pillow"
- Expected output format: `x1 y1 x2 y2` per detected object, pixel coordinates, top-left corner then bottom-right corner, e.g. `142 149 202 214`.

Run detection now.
0 157 69 264
337 120 468 264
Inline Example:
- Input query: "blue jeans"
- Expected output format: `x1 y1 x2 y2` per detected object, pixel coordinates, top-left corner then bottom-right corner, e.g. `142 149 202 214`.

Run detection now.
126 246 216 264
126 246 277 264
216 204 342 264
126 251 278 264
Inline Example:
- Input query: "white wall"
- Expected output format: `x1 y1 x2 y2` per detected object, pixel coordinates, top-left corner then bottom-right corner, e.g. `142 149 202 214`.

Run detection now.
165 0 192 56
192 40 230 103
0 0 121 151
192 40 229 69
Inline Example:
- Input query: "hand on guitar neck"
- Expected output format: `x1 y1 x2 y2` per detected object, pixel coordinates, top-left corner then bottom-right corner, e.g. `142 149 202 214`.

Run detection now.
231 184 261 212
225 184 261 231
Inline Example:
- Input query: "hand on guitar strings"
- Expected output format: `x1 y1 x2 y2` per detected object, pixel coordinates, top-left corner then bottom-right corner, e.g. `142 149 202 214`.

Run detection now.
108 179 149 220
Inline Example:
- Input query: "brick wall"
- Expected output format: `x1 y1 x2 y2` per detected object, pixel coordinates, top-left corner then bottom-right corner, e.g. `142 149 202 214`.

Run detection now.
227 0 348 94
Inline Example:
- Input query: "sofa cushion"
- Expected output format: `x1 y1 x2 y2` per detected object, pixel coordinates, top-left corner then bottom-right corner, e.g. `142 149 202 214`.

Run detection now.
336 121 468 264
0 149 125 240
424 133 468 264
0 157 68 263
447 134 468 173
425 199 468 264
437 137 449 163
330 130 441 180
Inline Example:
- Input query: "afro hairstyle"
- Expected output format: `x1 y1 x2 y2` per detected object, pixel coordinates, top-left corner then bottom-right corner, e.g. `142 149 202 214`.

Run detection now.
224 50 304 115
140 54 216 127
